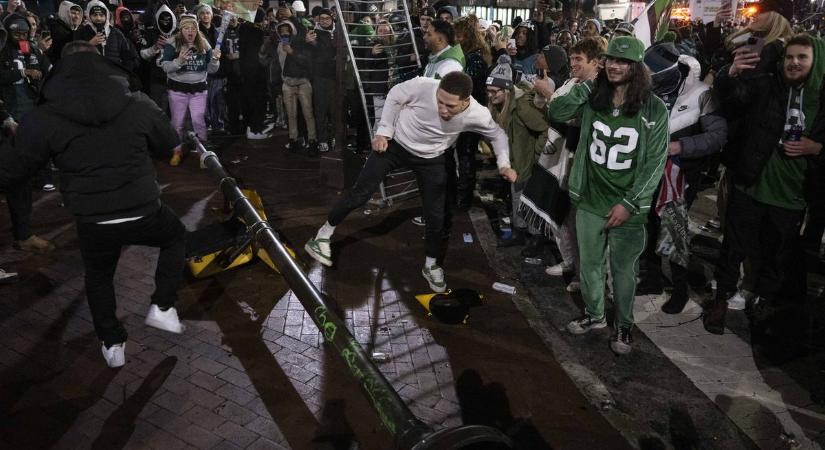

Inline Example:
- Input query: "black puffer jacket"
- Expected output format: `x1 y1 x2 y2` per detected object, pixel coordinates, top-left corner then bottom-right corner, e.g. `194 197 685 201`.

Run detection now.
0 52 179 222
714 40 825 186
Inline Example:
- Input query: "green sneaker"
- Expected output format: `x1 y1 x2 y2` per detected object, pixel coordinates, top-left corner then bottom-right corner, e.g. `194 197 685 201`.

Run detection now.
422 264 446 293
305 238 332 267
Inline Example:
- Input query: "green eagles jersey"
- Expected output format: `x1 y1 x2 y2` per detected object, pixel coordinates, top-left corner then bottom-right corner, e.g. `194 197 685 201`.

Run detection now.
580 109 645 217
545 80 670 223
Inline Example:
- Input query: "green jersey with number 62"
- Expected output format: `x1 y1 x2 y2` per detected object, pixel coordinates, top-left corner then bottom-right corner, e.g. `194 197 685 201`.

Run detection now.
545 79 669 223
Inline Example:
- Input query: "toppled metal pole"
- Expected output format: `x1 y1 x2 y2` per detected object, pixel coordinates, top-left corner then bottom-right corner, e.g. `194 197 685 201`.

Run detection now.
189 133 512 450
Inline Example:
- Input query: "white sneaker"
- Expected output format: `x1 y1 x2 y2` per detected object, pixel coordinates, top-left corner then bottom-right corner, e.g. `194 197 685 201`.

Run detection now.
318 142 330 153
0 268 18 284
422 265 446 293
412 216 425 226
261 123 275 134
246 127 271 140
727 289 752 311
145 305 185 334
42 183 56 192
101 342 126 368
566 281 580 292
545 261 574 276
305 238 332 267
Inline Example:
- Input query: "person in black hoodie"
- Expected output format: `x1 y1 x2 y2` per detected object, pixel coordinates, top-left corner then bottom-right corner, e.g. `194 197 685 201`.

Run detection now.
0 17 52 254
0 43 185 368
238 9 269 139
75 0 139 72
45 0 83 64
307 7 334 152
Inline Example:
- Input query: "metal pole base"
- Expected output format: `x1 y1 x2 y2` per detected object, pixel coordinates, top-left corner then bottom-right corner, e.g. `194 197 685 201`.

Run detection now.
409 425 513 450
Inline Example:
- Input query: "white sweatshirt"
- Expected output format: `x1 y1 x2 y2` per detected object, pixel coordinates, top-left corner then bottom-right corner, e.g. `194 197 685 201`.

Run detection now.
374 77 511 169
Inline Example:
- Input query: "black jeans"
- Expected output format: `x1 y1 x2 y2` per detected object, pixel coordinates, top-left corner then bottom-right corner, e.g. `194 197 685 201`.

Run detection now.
714 188 804 301
240 76 266 133
453 131 479 208
328 141 447 259
5 180 32 240
312 77 335 144
77 204 186 347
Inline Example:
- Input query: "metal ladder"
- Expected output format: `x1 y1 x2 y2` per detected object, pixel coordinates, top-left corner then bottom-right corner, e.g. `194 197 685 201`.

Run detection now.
334 0 422 207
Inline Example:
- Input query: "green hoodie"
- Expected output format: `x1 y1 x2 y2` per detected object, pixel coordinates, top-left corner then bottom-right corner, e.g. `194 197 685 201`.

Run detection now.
546 80 670 223
501 82 551 183
424 45 465 78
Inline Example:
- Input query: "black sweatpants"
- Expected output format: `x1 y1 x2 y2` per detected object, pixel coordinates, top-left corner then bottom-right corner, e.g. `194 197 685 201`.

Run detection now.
715 188 804 301
327 141 447 259
77 204 186 347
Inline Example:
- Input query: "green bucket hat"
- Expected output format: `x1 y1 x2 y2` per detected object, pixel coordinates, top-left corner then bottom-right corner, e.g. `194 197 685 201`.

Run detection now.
604 36 645 63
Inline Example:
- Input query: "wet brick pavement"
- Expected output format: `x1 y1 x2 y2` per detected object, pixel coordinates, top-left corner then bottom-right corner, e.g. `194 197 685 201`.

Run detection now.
0 132 632 450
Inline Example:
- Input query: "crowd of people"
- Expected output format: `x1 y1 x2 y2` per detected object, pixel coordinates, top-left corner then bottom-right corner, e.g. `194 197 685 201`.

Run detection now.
0 0 822 366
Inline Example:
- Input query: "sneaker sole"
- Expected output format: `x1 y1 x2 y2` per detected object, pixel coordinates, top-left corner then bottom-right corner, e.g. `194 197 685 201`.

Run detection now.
145 318 185 334
727 301 746 311
567 321 607 335
304 243 332 267
610 341 632 355
421 270 446 293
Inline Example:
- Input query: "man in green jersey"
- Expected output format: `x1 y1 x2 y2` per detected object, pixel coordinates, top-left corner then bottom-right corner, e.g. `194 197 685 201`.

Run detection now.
540 36 669 354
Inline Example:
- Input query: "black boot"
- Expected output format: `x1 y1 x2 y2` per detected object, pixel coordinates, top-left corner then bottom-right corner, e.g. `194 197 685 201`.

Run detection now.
307 140 319 157
287 139 301 154
702 292 729 335
662 264 689 314
520 234 546 258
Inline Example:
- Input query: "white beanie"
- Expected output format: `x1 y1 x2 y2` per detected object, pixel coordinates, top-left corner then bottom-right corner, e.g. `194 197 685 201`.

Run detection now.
291 0 306 12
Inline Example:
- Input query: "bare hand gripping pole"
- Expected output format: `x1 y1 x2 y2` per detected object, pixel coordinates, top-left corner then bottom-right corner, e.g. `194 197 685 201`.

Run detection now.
188 133 512 450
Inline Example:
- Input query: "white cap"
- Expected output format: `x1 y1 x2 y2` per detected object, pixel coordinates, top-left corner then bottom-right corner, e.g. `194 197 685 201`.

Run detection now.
478 18 491 31
291 0 305 12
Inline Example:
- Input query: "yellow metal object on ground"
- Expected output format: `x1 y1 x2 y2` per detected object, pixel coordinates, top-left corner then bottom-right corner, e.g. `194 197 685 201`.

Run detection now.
186 189 295 278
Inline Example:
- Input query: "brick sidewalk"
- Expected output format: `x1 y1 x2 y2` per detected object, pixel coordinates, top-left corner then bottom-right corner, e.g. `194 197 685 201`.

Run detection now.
0 135 630 449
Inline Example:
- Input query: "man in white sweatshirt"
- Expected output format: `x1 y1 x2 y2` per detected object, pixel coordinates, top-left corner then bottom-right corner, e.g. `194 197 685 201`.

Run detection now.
306 72 516 292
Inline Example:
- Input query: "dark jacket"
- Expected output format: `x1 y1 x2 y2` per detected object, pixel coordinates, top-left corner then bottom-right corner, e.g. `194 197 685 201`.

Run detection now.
75 23 140 72
311 24 336 80
272 20 312 80
0 39 50 116
715 41 825 186
0 52 180 222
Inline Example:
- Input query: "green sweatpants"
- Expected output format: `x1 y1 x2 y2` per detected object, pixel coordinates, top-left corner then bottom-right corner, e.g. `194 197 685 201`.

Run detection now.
576 208 647 328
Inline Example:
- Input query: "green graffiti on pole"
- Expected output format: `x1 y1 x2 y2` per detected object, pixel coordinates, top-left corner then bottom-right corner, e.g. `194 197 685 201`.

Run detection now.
313 306 338 343
340 338 396 434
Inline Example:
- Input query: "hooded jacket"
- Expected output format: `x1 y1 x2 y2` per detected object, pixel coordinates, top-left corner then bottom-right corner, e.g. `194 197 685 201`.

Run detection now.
45 1 82 63
715 38 825 189
0 13 51 115
500 82 551 183
75 0 139 72
0 52 180 222
310 19 335 81
666 55 726 161
272 19 311 81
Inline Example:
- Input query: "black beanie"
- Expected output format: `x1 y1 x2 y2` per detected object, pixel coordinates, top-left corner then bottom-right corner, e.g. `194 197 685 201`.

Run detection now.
759 0 793 21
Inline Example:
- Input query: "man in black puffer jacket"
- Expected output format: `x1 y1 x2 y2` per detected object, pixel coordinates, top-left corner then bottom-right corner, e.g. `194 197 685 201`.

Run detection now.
706 33 825 335
0 43 185 368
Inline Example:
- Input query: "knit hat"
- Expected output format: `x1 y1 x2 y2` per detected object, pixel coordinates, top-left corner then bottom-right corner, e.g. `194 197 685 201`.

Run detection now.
486 55 514 90
604 35 645 63
585 18 602 34
89 4 107 16
759 0 793 21
614 21 634 36
192 4 212 17
291 0 306 13
4 14 28 33
178 13 197 29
